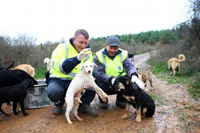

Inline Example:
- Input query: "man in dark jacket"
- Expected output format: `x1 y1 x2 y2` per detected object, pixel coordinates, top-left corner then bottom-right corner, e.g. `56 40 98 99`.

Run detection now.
93 36 144 109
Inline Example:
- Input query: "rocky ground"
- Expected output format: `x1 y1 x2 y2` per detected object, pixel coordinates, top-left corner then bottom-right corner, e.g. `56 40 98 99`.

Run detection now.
0 53 199 133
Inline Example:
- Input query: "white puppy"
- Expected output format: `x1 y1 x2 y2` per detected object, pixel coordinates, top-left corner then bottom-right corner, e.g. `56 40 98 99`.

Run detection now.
43 58 51 71
65 61 108 124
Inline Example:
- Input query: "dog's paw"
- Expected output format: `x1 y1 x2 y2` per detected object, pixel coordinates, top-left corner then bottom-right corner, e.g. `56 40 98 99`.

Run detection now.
23 113 29 116
14 112 19 115
135 117 141 122
102 97 107 102
121 114 128 119
5 113 11 116
68 121 73 125
77 118 83 121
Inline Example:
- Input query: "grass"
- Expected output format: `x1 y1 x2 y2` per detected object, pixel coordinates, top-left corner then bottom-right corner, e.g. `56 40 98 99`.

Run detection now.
150 95 165 106
150 62 200 100
34 67 47 79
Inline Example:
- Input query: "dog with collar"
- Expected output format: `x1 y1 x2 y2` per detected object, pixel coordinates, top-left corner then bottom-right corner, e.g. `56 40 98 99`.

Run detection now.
65 61 108 124
0 79 34 116
111 75 155 122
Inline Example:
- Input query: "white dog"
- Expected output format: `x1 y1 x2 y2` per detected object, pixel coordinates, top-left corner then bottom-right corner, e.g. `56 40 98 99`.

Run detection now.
65 61 108 124
43 58 51 71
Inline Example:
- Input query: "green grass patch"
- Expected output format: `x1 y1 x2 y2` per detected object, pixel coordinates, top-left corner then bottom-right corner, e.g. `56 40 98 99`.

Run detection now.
150 62 200 100
152 65 168 74
150 95 165 106
34 67 47 79
184 105 194 109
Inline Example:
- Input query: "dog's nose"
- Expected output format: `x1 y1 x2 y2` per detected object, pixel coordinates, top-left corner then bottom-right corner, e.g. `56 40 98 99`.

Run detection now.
88 70 91 73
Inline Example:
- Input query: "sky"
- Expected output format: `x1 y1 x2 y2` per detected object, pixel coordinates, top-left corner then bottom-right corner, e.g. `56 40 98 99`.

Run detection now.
0 0 191 44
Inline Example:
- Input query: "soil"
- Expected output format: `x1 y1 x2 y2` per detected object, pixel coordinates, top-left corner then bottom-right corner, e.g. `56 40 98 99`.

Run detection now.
0 53 200 133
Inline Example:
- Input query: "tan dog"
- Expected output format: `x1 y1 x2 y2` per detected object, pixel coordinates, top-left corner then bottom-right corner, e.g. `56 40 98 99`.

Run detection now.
168 54 185 76
11 64 35 77
136 67 153 88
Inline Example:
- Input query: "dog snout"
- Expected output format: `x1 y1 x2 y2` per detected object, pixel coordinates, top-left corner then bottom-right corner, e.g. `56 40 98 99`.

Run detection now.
88 70 91 73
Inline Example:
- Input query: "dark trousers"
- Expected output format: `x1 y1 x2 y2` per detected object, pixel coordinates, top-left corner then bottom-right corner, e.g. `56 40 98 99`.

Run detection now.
98 82 125 103
46 69 100 106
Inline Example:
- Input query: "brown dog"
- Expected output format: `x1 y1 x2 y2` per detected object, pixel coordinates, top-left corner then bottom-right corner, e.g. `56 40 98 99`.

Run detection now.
136 67 153 88
168 54 185 76
11 64 35 77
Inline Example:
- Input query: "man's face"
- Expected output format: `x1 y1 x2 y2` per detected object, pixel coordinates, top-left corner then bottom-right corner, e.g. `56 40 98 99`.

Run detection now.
73 34 88 52
105 43 120 57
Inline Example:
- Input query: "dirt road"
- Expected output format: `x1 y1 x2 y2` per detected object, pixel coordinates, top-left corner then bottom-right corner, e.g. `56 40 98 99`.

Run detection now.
0 52 199 133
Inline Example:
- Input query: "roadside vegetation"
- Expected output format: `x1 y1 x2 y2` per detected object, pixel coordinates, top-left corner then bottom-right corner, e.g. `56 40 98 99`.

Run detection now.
148 0 200 100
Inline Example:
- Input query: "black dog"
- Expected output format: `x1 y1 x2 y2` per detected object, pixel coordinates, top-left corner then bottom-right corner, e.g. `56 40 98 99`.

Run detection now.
128 53 135 61
0 79 34 116
0 69 38 88
112 75 155 122
0 69 38 106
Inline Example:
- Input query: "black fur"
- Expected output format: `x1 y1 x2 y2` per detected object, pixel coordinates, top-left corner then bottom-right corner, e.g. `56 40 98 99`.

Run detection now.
112 75 155 118
45 71 50 83
0 79 34 116
128 53 135 61
0 69 37 106
0 69 38 88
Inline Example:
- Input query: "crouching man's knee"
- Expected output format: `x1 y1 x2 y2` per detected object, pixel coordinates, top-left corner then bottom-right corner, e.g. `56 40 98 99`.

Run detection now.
46 82 65 102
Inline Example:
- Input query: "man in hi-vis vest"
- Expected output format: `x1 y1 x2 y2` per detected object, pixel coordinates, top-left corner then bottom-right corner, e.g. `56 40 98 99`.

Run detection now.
93 36 144 109
47 29 99 116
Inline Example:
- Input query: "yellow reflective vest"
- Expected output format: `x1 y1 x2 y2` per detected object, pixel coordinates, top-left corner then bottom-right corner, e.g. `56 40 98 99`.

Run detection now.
49 42 93 80
96 48 128 77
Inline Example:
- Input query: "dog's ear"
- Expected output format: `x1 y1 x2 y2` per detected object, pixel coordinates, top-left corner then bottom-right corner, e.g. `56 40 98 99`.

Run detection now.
80 64 83 71
93 63 98 68
126 79 130 85
123 76 130 85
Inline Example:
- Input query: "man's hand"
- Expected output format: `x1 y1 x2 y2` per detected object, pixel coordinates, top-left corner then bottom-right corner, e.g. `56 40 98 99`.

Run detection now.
131 75 144 89
77 48 91 61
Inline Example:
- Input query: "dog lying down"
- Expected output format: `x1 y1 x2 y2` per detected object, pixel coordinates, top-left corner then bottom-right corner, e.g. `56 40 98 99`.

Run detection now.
112 75 155 122
0 79 34 116
168 54 185 76
11 64 35 77
65 61 108 124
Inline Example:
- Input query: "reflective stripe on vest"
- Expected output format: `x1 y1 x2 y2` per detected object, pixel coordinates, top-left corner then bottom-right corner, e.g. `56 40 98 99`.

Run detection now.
50 42 93 79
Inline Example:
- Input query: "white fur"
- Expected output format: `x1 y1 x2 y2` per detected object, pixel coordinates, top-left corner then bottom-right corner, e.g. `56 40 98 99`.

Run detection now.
65 61 108 124
43 58 51 71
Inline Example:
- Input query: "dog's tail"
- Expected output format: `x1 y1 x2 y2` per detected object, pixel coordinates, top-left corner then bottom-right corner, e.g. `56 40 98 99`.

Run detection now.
0 60 14 70
178 54 185 62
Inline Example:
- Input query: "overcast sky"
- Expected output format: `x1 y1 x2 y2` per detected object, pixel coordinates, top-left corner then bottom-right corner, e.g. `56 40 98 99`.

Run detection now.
0 0 191 44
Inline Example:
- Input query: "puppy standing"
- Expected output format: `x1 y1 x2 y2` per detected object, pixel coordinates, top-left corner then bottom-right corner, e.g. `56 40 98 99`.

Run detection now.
11 64 35 77
0 79 34 116
168 54 185 76
65 61 108 124
136 67 153 88
112 76 155 122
